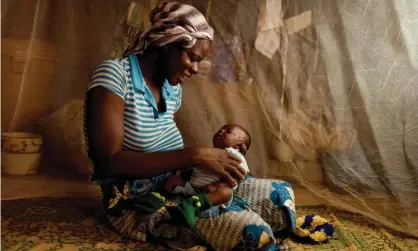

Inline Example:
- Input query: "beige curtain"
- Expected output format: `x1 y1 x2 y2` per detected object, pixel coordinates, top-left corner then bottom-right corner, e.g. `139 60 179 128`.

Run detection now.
2 0 417 237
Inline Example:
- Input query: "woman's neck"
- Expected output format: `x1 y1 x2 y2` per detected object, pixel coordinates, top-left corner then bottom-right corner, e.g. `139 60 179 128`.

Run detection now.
136 51 165 89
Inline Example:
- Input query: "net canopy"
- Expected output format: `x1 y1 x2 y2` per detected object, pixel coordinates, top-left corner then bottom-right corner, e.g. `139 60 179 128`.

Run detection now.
2 0 417 237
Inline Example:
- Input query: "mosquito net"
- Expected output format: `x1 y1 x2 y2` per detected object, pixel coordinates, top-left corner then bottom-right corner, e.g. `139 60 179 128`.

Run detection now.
2 0 417 237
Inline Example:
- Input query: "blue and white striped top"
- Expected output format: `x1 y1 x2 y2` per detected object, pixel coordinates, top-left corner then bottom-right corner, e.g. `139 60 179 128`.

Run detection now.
84 54 184 164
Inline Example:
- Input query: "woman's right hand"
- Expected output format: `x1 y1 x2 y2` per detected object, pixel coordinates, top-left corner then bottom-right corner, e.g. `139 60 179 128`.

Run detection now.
192 146 246 187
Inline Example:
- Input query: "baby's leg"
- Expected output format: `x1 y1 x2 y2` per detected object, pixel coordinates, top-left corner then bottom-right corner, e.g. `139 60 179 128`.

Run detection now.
207 186 233 206
163 175 186 194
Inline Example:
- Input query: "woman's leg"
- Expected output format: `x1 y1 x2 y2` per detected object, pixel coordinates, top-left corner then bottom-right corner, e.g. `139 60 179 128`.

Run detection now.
104 178 284 250
102 179 206 250
234 178 297 237
108 200 208 250
195 204 277 251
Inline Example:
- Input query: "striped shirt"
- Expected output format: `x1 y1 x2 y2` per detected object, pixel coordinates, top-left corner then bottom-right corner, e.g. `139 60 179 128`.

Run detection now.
83 55 184 181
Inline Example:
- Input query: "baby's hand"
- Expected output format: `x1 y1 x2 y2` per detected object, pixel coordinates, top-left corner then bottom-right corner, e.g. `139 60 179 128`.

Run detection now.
203 184 217 193
203 180 236 194
216 181 235 189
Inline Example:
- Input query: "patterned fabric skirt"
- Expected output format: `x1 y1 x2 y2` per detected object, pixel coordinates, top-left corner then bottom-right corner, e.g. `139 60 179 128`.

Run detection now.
105 178 296 251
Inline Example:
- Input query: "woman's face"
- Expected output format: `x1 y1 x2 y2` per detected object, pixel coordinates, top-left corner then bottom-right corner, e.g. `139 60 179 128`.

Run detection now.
164 39 212 85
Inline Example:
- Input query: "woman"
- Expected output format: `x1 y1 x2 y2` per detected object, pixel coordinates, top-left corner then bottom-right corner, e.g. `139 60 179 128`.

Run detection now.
84 2 295 250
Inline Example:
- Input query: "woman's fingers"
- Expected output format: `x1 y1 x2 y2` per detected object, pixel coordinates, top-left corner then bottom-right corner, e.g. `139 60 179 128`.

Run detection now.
196 148 247 187
226 152 246 175
228 160 246 175
226 152 242 163
222 173 238 187
227 165 244 182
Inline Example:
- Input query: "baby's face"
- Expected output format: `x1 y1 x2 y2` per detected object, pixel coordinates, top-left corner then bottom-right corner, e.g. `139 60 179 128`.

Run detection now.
212 125 247 150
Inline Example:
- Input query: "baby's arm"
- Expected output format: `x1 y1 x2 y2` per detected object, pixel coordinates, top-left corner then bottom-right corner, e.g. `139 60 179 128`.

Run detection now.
202 183 217 193
215 181 234 189
202 179 234 193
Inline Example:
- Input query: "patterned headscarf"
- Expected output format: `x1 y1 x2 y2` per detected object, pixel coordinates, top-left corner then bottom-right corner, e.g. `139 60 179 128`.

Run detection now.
123 1 214 56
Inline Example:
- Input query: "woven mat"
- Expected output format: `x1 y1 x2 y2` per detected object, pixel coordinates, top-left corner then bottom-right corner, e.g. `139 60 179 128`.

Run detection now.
2 197 417 250
285 206 418 251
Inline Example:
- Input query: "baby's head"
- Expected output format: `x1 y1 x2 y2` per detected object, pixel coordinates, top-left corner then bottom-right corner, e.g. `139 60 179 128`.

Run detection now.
212 124 251 155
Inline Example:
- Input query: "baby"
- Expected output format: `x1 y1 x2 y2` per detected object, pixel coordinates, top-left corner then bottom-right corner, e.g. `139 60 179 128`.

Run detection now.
164 124 251 227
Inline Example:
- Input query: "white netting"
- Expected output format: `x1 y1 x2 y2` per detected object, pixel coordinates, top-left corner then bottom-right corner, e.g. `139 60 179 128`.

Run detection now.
2 0 417 237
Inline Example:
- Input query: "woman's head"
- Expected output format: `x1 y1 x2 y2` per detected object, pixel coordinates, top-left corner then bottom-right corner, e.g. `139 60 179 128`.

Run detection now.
159 39 211 85
124 1 214 85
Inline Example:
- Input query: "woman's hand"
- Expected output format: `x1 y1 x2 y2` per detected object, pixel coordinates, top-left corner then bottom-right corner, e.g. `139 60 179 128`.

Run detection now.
192 146 246 187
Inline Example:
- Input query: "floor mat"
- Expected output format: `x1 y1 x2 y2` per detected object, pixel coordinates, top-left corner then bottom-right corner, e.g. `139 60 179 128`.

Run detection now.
2 197 417 250
1 197 166 251
285 206 417 250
